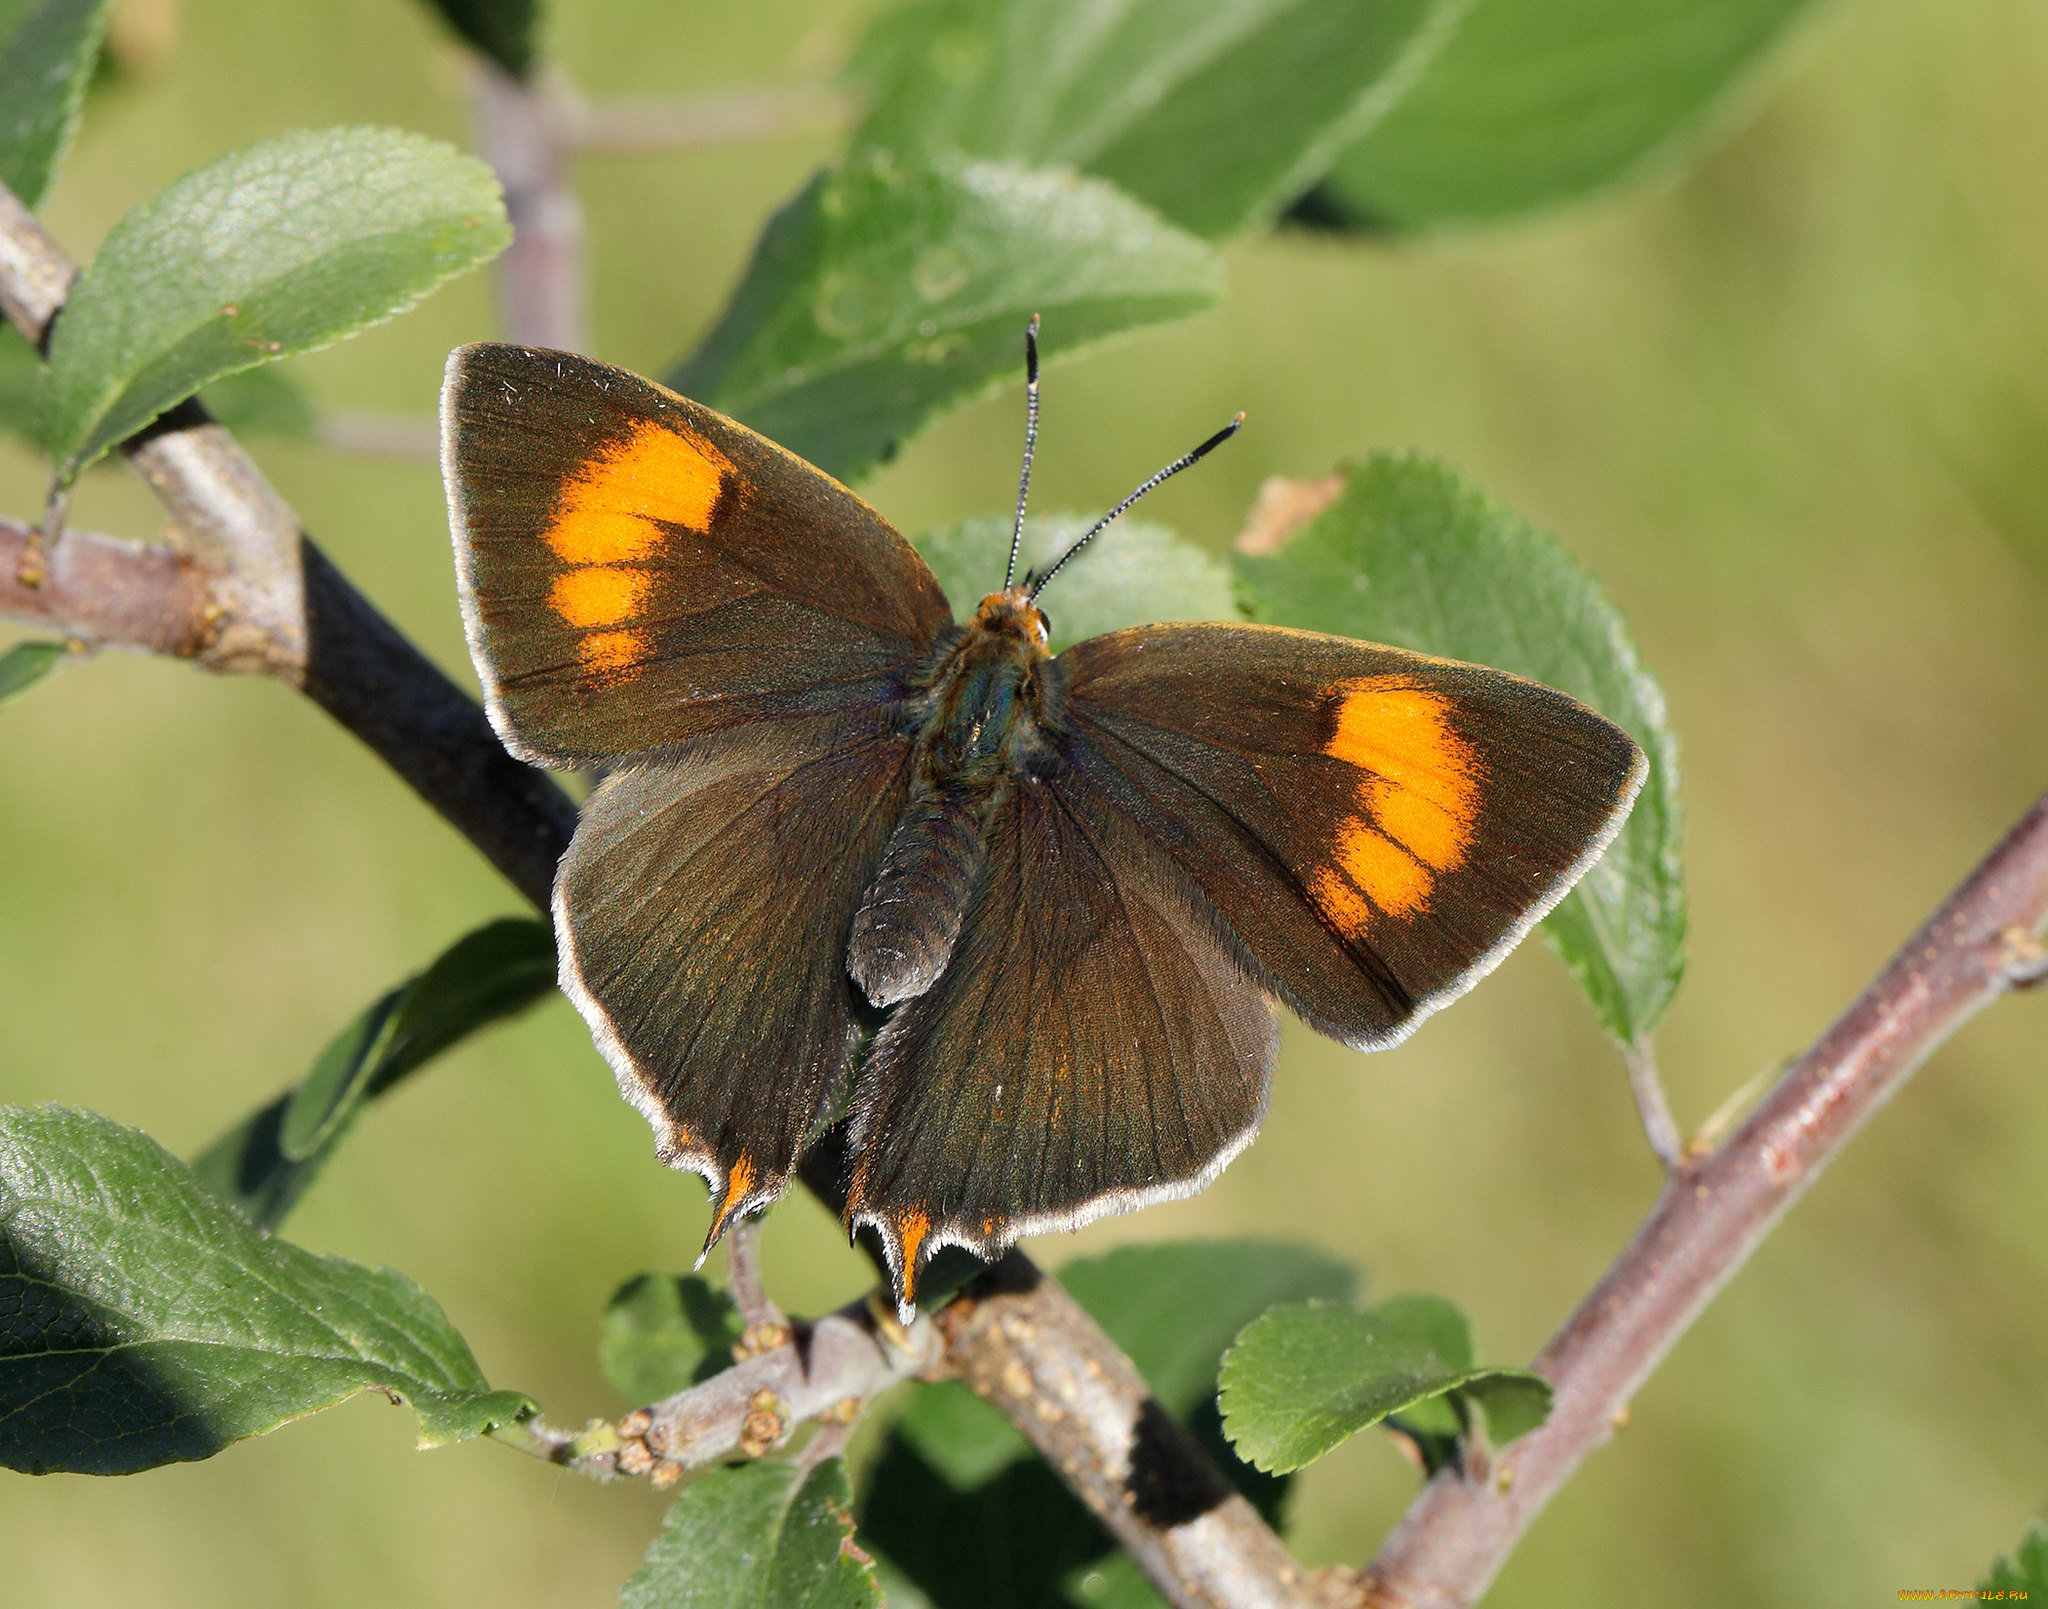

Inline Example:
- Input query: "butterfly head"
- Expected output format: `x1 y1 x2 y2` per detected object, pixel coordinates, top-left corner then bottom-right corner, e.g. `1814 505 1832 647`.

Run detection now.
970 587 1051 653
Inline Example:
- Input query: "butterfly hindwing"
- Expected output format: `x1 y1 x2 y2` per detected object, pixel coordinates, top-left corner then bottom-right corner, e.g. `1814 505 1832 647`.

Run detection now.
1055 622 1648 1049
558 713 914 1240
845 765 1279 1309
443 343 952 766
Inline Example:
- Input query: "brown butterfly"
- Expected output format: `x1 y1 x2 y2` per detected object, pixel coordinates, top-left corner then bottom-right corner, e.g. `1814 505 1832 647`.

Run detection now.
441 329 1644 1319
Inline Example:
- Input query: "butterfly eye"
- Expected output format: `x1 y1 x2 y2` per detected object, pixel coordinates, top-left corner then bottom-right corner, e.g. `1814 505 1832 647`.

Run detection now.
1032 609 1052 645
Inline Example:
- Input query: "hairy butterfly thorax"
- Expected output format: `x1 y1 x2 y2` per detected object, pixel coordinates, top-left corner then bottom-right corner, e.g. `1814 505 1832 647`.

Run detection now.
850 590 1059 1009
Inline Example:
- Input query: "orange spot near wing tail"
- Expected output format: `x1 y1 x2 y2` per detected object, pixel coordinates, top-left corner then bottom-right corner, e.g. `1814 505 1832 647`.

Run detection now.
700 1154 760 1258
890 1208 932 1323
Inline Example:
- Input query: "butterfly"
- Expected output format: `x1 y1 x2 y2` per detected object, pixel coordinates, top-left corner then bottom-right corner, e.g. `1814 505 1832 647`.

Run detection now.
440 329 1645 1321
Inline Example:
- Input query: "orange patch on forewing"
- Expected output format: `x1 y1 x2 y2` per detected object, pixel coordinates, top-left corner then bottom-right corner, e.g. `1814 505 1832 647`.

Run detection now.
1333 821 1433 915
578 629 649 678
545 421 733 564
551 566 651 628
1313 677 1482 934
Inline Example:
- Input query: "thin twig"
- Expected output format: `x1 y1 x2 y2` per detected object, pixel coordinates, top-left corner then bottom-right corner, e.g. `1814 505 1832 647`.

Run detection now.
725 1213 790 1349
1621 1038 1683 1171
471 62 587 354
614 1294 939 1486
0 516 208 657
1361 786 2048 1609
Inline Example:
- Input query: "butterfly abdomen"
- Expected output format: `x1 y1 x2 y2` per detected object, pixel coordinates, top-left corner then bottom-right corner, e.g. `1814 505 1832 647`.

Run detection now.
846 788 993 1008
846 587 1057 1008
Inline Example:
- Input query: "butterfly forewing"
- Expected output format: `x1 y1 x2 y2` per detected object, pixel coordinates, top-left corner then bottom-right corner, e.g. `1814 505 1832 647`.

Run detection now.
1055 623 1647 1048
443 343 951 766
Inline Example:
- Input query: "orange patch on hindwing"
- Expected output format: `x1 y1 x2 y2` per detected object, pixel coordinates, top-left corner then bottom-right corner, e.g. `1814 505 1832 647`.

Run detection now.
545 421 734 680
1313 677 1481 933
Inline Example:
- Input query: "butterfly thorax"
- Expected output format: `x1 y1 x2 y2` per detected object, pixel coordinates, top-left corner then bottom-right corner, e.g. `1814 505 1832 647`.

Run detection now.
846 589 1056 1009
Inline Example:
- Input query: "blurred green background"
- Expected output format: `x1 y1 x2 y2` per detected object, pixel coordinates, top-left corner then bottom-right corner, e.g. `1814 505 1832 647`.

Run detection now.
4 0 2047 1602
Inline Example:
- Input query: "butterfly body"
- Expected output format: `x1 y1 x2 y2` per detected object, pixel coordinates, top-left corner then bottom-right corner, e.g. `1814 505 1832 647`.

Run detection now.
441 342 1647 1320
850 589 1057 1008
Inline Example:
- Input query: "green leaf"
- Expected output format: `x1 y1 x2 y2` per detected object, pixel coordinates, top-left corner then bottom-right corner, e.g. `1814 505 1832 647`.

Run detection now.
0 322 35 439
191 918 554 1230
600 1274 745 1405
414 0 539 79
623 1457 882 1609
1059 1240 1355 1419
38 126 509 482
848 0 1455 239
1981 1519 2048 1597
1308 0 1814 228
1233 453 1684 1043
861 1241 1353 1609
1217 1294 1550 1474
197 364 317 439
670 150 1220 485
0 1104 531 1474
0 0 116 210
0 639 66 705
913 514 1240 652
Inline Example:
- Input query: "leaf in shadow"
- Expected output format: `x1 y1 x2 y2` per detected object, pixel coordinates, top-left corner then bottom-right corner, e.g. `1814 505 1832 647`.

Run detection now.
0 1104 531 1474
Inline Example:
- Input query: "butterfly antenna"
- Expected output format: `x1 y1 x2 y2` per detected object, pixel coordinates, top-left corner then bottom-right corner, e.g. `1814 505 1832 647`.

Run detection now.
1027 412 1245 602
1003 314 1042 590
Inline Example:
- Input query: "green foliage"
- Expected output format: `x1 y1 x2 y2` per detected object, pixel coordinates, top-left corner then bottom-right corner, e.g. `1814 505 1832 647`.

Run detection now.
1218 1294 1549 1474
860 1241 1353 1608
1981 1519 2048 1597
913 514 1239 651
190 918 554 1230
599 1274 745 1405
0 0 115 210
622 1458 882 1609
0 1104 530 1474
0 638 65 705
848 0 1450 240
0 322 32 437
38 126 509 482
1234 453 1685 1044
669 150 1220 485
415 0 539 80
1312 0 1814 228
